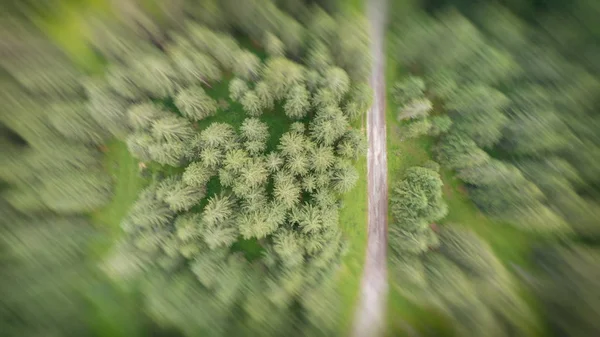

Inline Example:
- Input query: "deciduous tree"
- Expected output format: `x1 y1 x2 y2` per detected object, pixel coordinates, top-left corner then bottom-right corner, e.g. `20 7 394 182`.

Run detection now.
175 86 218 121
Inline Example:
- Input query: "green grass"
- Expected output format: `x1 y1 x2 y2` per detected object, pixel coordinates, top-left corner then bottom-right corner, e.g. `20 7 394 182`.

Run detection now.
90 140 147 254
85 141 149 337
336 121 368 336
332 2 370 336
33 0 109 73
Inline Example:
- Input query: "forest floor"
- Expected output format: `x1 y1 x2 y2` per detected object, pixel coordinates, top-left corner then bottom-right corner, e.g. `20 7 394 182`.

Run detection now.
351 0 389 336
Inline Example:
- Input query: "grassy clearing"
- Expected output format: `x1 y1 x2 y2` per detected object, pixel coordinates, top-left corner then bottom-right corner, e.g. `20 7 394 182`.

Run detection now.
86 140 149 337
90 140 147 253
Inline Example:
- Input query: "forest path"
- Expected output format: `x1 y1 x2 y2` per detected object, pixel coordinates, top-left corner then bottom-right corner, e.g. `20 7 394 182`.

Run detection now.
351 0 389 336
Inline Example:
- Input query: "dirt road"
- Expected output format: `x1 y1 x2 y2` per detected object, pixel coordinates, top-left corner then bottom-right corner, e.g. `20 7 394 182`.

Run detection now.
351 0 389 336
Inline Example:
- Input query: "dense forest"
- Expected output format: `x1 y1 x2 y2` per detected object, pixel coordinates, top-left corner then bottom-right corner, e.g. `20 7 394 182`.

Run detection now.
1 0 599 337
388 0 600 336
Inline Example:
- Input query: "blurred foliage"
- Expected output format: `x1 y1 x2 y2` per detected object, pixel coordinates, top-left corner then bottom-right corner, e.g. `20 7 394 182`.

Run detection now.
391 0 600 336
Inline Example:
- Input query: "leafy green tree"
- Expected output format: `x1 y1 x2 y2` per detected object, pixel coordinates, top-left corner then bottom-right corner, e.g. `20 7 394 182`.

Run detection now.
273 228 304 267
229 78 249 102
404 118 432 139
459 46 520 85
239 158 269 190
447 95 509 148
435 131 490 170
429 115 453 136
437 226 503 278
469 184 567 234
198 123 237 149
289 122 306 135
151 115 195 143
37 170 112 213
294 203 324 233
311 145 335 172
238 207 279 239
169 47 222 84
395 11 483 72
344 83 373 121
331 160 358 193
284 85 310 119
518 158 599 237
398 98 433 121
457 159 521 186
274 171 301 209
122 187 173 231
300 278 341 335
313 88 338 109
130 53 182 98
196 194 239 249
337 129 367 160
502 108 573 155
202 193 236 227
389 166 447 255
0 142 104 185
425 70 460 99
200 147 223 169
85 79 131 137
127 102 168 130
207 33 241 71
390 227 439 256
264 32 285 57
333 12 371 80
240 118 269 143
304 69 322 93
285 152 310 176
149 139 189 167
224 149 251 173
255 81 274 111
307 41 334 72
265 152 284 172
393 76 426 105
390 254 427 298
244 140 266 155
174 213 204 242
126 132 154 162
310 106 349 145
262 57 305 100
47 102 109 144
445 85 509 114
233 50 261 81
533 246 600 337
183 161 215 188
322 67 350 101
106 64 145 100
278 131 307 158
455 158 567 233
307 7 337 42
241 91 263 117
175 86 218 121
158 178 205 212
